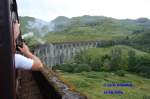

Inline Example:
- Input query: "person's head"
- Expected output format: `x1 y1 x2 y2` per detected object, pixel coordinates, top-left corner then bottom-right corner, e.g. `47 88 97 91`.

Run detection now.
13 20 20 50
13 20 20 40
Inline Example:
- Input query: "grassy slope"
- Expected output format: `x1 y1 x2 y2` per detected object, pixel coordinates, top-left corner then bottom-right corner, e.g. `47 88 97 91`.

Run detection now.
57 45 150 99
45 33 126 43
78 45 149 69
45 17 141 43
60 71 150 99
84 45 148 56
129 29 150 52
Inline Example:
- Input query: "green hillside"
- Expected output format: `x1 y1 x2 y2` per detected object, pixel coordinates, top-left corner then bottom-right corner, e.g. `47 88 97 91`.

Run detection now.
82 45 148 57
129 28 150 52
60 71 150 99
45 15 144 43
55 45 150 76
55 45 150 99
19 16 150 43
20 16 150 53
43 16 150 52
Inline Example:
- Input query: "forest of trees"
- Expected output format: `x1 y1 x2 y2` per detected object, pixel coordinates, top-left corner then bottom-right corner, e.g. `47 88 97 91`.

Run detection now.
54 45 150 78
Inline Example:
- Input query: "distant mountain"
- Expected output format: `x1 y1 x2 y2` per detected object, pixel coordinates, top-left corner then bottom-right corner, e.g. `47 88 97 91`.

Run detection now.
51 16 70 31
20 15 150 39
20 16 54 36
51 16 150 34
20 15 150 52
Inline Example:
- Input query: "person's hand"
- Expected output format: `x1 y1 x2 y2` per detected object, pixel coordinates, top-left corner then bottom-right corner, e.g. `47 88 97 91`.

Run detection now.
19 43 43 71
13 21 20 40
18 43 32 57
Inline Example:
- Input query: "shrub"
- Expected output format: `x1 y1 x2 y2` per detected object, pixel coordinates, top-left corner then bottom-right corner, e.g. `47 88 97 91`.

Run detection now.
73 64 92 73
54 63 76 72
137 66 150 78
115 70 126 77
54 63 92 73
131 55 150 78
89 56 101 71
74 51 87 64
101 54 111 71
53 65 60 70
90 65 100 71
109 48 122 71
128 50 137 71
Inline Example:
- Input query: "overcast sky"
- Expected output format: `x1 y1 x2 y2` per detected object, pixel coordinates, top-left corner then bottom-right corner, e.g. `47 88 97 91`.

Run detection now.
17 0 150 22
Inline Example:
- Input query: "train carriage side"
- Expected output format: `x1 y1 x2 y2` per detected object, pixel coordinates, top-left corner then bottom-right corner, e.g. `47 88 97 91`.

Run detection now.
0 0 16 99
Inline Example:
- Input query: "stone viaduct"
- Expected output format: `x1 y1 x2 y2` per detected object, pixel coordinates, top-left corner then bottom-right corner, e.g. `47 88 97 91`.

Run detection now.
34 40 116 68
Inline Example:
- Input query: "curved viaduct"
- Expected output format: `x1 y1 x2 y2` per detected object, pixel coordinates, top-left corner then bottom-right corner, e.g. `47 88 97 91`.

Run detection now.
34 40 116 68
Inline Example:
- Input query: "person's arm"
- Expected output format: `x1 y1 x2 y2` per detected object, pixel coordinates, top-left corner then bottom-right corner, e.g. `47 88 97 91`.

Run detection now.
18 43 43 71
